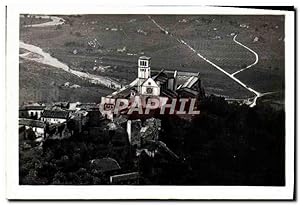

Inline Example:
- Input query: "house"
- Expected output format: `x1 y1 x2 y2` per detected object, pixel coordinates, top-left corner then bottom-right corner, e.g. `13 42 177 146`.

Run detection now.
19 118 45 139
45 122 72 140
69 110 89 133
19 103 46 119
41 110 69 124
75 103 99 111
68 102 80 111
52 102 70 109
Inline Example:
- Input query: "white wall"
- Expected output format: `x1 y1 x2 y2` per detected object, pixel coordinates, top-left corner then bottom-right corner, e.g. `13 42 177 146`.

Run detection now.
138 67 150 79
141 86 160 96
167 78 175 91
41 117 67 124
25 126 44 138
140 78 160 96
27 110 43 119
138 58 151 79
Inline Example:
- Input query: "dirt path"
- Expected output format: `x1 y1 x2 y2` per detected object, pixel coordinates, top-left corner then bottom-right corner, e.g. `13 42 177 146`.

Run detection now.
231 35 259 76
19 41 122 89
148 15 263 107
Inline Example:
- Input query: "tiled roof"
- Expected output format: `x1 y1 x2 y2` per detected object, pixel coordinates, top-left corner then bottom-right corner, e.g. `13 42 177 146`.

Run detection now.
177 87 199 97
154 74 168 84
20 105 46 111
112 86 133 98
109 79 138 99
152 69 176 79
41 110 69 119
76 103 98 110
19 118 45 128
53 102 69 108
161 89 178 98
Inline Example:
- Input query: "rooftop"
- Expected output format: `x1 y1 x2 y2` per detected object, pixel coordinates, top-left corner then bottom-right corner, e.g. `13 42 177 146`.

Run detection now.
20 104 46 111
182 76 199 89
161 89 178 98
153 70 169 84
152 69 176 79
76 103 98 111
177 87 199 97
41 110 69 119
19 118 45 128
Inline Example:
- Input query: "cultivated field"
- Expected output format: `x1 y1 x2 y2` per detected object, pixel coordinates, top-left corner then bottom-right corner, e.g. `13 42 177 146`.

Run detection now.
19 60 113 104
19 14 284 104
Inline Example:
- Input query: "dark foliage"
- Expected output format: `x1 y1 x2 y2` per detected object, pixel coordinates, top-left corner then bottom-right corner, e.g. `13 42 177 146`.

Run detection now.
19 121 131 185
145 95 285 185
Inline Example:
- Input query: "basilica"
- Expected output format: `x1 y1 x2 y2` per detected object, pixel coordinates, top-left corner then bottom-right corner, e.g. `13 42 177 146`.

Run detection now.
100 56 205 119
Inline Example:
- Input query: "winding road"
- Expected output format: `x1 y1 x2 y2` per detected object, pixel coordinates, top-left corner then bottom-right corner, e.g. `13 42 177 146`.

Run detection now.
148 15 265 107
231 35 259 76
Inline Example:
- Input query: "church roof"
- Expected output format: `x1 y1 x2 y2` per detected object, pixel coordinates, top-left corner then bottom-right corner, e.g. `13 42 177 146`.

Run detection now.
154 74 168 85
177 87 199 97
152 69 177 79
141 77 159 87
109 78 139 99
161 89 178 98
182 76 199 89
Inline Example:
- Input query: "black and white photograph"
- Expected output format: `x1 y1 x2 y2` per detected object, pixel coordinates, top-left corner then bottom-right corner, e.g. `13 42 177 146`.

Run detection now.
4 4 295 200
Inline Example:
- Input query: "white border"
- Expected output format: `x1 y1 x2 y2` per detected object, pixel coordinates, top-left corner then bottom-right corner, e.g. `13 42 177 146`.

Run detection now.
6 5 295 200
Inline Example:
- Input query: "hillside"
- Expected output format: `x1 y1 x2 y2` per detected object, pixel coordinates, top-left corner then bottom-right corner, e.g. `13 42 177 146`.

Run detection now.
19 14 285 102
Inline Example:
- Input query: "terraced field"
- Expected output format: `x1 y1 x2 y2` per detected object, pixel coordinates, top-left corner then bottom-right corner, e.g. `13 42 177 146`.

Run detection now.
19 14 284 104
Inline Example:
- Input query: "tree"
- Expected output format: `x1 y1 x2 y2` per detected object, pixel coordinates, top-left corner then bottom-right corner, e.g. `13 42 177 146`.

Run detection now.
26 128 36 140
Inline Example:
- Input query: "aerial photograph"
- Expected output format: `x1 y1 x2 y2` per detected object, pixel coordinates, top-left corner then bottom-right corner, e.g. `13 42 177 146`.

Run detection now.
19 14 285 185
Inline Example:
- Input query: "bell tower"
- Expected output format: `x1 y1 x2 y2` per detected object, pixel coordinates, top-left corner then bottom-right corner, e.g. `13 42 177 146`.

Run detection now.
138 56 151 79
137 56 151 93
